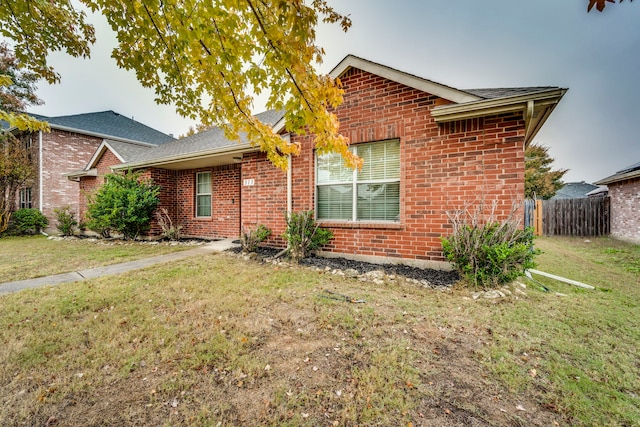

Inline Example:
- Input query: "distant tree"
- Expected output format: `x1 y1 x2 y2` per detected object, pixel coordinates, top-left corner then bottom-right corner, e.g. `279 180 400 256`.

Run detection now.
0 133 34 233
525 143 568 200
0 42 43 113
179 123 214 139
588 0 632 12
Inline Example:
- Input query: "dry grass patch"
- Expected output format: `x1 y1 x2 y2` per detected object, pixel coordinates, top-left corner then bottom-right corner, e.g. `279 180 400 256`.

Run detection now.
0 236 638 426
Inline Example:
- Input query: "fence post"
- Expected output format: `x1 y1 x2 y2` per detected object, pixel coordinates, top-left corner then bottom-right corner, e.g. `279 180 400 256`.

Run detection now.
535 199 543 236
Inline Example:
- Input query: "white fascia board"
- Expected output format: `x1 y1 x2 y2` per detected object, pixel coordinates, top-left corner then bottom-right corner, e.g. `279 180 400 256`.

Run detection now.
595 169 640 185
85 140 125 170
64 168 98 179
329 55 482 104
112 143 258 170
431 88 567 122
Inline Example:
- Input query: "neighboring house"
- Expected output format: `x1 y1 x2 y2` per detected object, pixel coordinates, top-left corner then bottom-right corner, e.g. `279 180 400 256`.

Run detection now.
73 55 566 269
551 181 600 199
2 111 174 229
595 161 640 244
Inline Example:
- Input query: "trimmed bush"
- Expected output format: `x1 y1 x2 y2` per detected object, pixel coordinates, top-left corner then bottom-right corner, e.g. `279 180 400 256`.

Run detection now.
283 211 333 262
86 172 160 240
54 206 77 236
240 224 272 252
12 208 48 235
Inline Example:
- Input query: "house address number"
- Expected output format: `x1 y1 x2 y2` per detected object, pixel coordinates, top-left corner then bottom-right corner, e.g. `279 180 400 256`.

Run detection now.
243 179 255 186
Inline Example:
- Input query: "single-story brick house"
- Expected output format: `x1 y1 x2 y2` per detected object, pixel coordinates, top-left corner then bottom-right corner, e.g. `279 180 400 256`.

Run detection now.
71 55 566 269
595 161 640 244
1 111 174 229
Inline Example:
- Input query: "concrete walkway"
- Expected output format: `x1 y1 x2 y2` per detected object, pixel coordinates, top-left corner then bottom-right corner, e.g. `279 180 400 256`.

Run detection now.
0 238 239 295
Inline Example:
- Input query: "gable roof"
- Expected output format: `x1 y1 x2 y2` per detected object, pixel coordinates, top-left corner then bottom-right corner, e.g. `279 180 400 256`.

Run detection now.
120 54 565 170
11 111 175 145
65 139 157 180
595 161 640 185
115 109 284 170
551 182 600 199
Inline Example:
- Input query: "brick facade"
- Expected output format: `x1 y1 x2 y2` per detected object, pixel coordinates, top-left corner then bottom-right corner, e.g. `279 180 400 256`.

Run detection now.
75 67 532 268
38 129 102 227
256 68 526 266
608 177 640 244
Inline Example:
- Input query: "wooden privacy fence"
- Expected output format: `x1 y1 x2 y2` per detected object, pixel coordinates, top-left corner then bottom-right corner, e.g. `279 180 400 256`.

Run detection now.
525 197 610 237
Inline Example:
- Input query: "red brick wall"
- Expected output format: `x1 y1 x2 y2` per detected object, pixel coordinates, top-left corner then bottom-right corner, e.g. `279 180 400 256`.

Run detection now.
148 164 242 239
608 177 640 244
240 152 288 247
41 129 102 226
243 67 526 263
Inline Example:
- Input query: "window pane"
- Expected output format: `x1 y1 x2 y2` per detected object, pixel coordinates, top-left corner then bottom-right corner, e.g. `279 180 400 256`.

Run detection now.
358 140 400 181
357 183 400 221
317 152 353 184
197 195 211 217
317 184 353 220
197 172 211 193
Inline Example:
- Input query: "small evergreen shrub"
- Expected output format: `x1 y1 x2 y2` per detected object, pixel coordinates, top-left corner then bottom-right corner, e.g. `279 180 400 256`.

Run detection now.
12 208 48 235
283 211 333 262
240 224 272 252
86 172 160 240
156 207 183 241
54 206 77 236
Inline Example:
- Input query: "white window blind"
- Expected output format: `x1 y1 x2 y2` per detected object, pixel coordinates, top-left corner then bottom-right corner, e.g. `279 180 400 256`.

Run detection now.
316 140 400 222
196 172 211 217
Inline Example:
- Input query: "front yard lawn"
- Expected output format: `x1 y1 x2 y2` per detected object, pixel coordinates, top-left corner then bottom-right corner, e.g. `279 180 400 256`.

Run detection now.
0 235 192 283
0 236 638 426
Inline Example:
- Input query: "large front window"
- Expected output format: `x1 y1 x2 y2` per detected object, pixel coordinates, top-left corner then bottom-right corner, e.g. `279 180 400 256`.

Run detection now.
316 139 400 222
196 172 211 217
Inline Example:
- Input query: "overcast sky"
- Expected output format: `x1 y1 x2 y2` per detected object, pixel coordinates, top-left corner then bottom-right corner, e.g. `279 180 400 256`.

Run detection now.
27 0 639 183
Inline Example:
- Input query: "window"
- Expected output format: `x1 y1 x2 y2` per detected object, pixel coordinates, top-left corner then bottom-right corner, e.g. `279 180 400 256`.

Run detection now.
317 139 400 222
19 188 32 209
195 172 211 217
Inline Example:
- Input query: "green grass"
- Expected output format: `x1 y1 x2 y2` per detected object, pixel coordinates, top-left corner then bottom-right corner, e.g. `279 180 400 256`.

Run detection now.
0 235 191 282
0 236 638 426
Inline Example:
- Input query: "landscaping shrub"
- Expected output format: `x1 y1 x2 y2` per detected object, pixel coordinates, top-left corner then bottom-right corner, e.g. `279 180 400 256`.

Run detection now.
156 207 182 241
11 208 48 235
442 200 538 288
239 224 272 252
54 205 77 236
283 210 333 262
86 172 160 240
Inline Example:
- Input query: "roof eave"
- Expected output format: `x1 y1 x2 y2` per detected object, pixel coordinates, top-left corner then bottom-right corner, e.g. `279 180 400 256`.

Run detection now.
595 169 640 185
64 168 98 181
113 142 259 171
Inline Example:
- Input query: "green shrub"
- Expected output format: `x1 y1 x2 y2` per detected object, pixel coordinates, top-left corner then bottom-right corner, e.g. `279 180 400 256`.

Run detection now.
54 206 77 236
442 223 537 288
283 211 333 262
86 172 160 240
12 208 48 235
239 224 272 252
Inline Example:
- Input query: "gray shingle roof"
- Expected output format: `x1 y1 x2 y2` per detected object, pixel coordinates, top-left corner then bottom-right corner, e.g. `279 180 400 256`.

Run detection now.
26 111 175 144
551 182 600 199
128 109 284 164
464 87 560 99
103 139 155 163
595 161 640 185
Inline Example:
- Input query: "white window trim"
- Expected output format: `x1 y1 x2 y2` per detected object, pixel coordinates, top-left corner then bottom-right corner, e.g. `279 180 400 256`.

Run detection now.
315 140 400 223
195 172 212 218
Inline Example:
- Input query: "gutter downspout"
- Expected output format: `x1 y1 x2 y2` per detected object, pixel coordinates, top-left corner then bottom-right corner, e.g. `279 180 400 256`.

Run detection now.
275 134 292 259
38 130 43 212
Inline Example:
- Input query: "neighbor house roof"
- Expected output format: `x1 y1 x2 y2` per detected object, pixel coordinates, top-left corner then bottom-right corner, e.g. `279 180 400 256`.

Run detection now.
551 182 600 199
595 161 640 185
114 109 284 171
3 111 175 145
